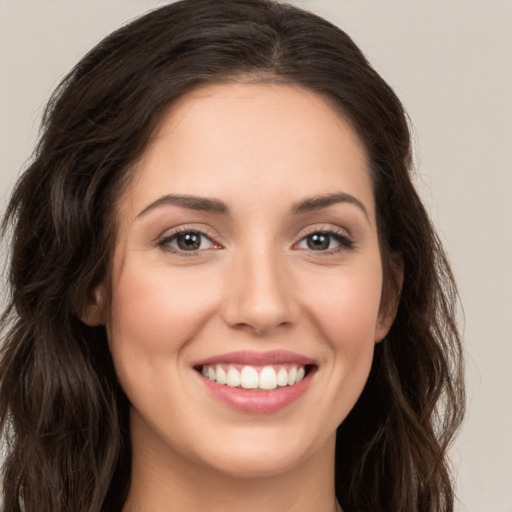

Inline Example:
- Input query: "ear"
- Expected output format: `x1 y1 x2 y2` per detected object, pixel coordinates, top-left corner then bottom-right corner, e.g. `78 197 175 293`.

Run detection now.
375 255 404 343
80 284 105 326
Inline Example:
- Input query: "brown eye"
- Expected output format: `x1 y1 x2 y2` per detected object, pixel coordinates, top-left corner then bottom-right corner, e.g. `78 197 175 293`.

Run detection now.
306 233 331 250
159 230 216 252
296 230 355 253
176 232 202 250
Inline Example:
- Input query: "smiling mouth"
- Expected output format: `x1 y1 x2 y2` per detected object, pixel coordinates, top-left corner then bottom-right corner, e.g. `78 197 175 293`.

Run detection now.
195 363 315 391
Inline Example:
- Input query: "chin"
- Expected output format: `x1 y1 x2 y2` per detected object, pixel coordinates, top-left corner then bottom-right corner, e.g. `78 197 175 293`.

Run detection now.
203 450 309 479
190 425 334 479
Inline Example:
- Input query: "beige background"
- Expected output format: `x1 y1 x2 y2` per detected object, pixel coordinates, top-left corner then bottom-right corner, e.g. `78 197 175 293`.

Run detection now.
1 1 511 510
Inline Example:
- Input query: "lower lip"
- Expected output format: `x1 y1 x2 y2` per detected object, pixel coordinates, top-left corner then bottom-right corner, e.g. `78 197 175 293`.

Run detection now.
199 371 313 414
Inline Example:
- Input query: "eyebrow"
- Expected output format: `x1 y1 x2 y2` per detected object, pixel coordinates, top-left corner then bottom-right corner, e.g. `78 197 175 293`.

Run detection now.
137 191 369 221
137 194 230 218
290 192 370 221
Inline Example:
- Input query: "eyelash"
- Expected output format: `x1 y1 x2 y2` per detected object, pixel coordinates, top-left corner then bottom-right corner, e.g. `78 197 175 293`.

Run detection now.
156 226 356 256
157 227 220 256
295 226 356 254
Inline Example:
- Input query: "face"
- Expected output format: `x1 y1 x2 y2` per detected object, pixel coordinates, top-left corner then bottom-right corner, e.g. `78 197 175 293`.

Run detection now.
87 82 396 479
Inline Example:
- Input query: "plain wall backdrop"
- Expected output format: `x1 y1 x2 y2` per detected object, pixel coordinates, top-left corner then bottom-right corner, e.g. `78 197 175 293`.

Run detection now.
1 1 511 510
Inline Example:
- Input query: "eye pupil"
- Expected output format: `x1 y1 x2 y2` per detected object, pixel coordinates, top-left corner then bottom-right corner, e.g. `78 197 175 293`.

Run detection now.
307 233 330 250
177 232 201 250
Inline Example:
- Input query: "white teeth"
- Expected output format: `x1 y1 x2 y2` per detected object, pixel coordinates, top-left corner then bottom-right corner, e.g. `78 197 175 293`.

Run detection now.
201 363 309 390
216 364 227 385
240 366 259 389
277 367 288 387
287 366 297 385
226 366 241 387
259 366 277 390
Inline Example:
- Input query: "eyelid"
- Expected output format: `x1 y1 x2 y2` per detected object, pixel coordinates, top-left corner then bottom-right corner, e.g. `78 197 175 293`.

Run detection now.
293 224 356 253
298 224 351 238
156 224 224 253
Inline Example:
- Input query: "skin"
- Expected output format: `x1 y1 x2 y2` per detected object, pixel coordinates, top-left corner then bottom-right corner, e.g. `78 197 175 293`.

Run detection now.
84 82 399 512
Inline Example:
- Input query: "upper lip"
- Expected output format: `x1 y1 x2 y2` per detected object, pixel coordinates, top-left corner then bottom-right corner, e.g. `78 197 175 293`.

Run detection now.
192 350 316 367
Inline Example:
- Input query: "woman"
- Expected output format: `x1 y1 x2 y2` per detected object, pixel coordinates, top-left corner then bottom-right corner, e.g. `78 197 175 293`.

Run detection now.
0 0 464 511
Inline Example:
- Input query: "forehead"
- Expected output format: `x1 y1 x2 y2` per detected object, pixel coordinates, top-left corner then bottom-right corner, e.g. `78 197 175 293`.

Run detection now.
119 81 374 221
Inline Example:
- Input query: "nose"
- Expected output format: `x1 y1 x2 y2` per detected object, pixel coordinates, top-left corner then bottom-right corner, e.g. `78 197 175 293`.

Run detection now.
221 247 298 336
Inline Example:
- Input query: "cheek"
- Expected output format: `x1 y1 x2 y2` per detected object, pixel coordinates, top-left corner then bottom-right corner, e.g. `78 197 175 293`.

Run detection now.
107 262 222 401
109 263 220 351
301 262 384 349
290 263 383 431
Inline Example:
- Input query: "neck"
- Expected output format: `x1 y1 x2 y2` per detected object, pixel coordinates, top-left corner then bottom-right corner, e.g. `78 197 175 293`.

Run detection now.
123 413 340 512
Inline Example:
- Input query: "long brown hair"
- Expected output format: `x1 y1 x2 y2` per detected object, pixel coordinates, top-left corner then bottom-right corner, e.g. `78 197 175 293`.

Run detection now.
0 1 464 510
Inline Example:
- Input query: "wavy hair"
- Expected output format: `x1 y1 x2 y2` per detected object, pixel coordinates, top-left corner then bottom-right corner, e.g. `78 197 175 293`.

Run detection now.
0 0 464 510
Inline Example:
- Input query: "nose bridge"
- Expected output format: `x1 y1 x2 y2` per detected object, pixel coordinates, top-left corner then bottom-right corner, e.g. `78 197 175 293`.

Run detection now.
222 240 296 334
